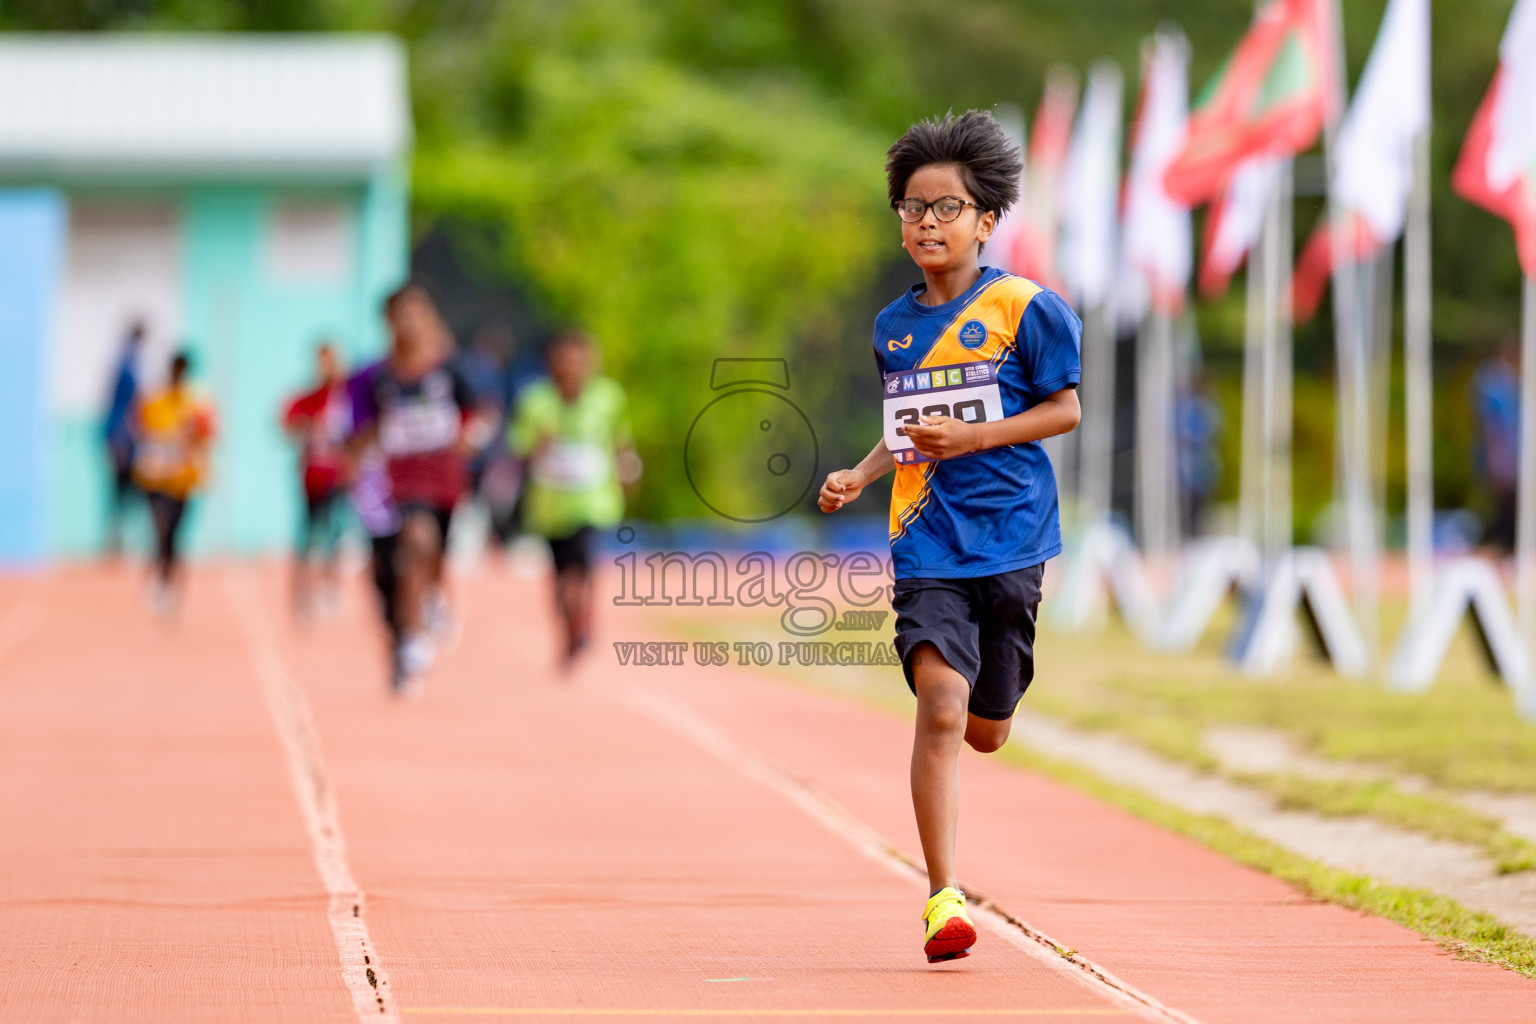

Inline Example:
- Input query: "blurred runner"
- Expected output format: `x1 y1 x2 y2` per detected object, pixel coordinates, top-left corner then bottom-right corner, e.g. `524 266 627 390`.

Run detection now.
350 284 487 695
457 321 524 552
342 352 410 693
1472 344 1519 552
102 321 145 558
1176 373 1222 539
510 331 640 669
134 350 216 614
281 341 353 620
347 406 407 692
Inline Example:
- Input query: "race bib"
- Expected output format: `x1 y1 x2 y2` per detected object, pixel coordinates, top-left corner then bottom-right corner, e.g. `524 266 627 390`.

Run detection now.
882 361 1005 464
379 401 460 456
533 440 608 490
135 436 188 483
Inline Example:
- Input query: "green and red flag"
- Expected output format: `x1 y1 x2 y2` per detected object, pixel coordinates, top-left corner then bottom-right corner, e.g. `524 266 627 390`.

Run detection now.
1164 0 1336 206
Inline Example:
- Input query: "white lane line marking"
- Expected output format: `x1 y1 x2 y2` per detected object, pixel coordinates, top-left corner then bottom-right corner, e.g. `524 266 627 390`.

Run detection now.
225 573 399 1023
617 683 1203 1024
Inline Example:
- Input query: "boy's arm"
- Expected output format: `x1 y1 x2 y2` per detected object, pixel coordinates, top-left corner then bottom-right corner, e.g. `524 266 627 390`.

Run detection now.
818 437 895 513
903 386 1080 461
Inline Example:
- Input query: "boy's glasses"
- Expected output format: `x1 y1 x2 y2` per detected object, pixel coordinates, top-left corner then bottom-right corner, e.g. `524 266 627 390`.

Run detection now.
892 196 981 223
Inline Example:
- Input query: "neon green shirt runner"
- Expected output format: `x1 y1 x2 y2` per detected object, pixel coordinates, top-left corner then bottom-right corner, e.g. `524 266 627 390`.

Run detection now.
509 376 632 539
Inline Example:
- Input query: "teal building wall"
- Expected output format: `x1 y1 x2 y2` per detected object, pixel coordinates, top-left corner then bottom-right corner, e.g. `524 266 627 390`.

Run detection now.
41 170 408 559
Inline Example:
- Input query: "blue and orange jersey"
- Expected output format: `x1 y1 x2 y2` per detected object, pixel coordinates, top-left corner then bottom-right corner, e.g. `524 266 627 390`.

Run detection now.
873 267 1082 579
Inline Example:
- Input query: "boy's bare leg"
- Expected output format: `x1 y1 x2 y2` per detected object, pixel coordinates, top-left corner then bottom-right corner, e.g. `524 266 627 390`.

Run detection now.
964 713 1011 753
395 511 442 638
910 642 971 892
910 642 1017 892
553 567 592 659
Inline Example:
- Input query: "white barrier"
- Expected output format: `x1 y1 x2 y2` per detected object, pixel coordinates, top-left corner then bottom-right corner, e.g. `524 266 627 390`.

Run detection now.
1050 521 1161 645
1159 536 1263 652
1056 535 1536 719
1230 547 1370 678
1386 557 1536 719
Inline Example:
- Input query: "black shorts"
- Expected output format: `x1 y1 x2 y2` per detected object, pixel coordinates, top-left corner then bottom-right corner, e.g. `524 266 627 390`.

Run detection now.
891 563 1045 721
547 525 595 573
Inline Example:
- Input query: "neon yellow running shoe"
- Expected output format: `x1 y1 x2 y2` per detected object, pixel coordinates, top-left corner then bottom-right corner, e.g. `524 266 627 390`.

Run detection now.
922 887 976 962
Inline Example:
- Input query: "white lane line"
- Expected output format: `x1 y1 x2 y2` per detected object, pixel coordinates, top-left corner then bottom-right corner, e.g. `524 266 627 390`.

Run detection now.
225 573 399 1023
617 683 1203 1024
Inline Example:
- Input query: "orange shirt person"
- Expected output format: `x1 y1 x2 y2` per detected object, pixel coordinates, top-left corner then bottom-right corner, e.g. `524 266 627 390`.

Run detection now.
134 351 216 612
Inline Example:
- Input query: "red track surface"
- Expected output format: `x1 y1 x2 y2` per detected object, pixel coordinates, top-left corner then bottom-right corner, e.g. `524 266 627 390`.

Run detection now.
1 564 1532 1022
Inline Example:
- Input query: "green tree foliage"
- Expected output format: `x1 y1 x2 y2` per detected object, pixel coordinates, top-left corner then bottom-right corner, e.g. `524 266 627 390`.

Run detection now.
405 1 890 517
0 0 1525 530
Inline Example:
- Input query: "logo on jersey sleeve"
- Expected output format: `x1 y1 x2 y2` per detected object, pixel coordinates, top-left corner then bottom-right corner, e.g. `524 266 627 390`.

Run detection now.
958 320 988 349
887 333 914 351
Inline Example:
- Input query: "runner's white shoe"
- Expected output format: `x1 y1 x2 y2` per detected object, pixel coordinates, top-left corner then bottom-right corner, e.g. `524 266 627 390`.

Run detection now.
398 632 436 677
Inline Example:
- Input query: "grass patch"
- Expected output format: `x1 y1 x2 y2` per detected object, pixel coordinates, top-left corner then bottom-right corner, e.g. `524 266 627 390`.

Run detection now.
993 742 1536 980
1244 773 1536 875
1027 687 1219 771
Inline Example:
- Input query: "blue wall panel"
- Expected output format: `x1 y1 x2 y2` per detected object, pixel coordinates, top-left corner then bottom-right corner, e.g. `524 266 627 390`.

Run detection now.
0 190 65 566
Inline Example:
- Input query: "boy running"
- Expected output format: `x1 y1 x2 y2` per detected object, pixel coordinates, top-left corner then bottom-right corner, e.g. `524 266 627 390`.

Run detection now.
135 350 218 614
350 284 487 691
281 341 352 619
344 357 409 693
818 111 1082 963
509 332 639 668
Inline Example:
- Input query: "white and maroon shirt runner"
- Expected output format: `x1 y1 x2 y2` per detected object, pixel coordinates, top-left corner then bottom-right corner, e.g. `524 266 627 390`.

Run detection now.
351 361 476 511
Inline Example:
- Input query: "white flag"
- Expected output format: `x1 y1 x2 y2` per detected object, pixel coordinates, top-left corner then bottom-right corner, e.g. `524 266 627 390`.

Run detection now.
1333 0 1430 243
984 104 1029 275
1205 155 1278 291
1059 60 1123 309
1122 30 1193 314
1490 0 1536 191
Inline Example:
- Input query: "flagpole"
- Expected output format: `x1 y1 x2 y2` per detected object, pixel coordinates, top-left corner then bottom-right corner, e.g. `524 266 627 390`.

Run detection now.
1136 310 1176 558
1519 275 1536 649
1070 60 1122 538
1239 203 1267 551
1079 302 1116 529
1371 246 1394 566
1274 161 1295 562
1259 159 1295 565
1403 133 1433 618
1320 0 1381 660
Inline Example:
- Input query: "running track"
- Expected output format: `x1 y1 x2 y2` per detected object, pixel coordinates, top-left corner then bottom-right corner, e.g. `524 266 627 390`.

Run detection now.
0 565 1531 1022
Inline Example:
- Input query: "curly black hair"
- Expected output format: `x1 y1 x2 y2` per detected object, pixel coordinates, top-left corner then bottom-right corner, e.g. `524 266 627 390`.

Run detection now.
885 109 1023 218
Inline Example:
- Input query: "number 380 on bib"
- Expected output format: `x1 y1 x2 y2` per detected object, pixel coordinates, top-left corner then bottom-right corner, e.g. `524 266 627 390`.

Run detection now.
881 361 1005 464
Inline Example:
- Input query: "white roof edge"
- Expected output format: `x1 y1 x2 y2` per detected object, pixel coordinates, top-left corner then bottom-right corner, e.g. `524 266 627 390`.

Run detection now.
0 33 413 173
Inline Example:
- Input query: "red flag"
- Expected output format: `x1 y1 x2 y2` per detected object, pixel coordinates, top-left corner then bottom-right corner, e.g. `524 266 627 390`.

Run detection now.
1164 0 1335 206
1453 68 1536 277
